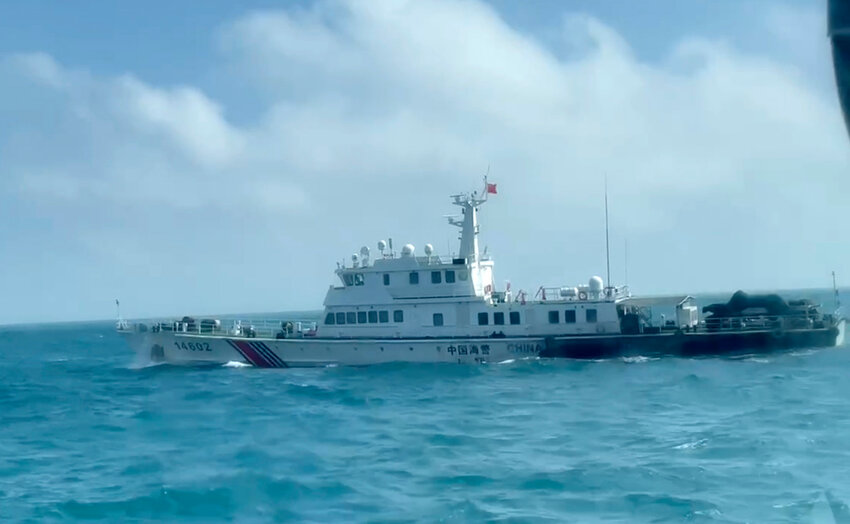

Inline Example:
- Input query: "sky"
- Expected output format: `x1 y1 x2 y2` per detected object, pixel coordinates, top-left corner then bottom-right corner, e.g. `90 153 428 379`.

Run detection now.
1 0 848 325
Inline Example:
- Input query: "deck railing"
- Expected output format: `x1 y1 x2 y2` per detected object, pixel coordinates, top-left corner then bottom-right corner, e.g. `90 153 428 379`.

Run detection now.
535 285 630 303
118 317 319 339
701 313 821 333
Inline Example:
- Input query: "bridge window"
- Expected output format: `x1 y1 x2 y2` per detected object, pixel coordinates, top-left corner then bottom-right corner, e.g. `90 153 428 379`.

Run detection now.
393 310 404 322
357 311 367 324
325 313 335 325
346 312 356 324
510 311 520 325
368 311 378 323
409 272 419 285
445 270 456 283
383 273 390 286
433 313 444 326
564 310 576 324
586 309 597 323
478 312 489 325
336 312 346 324
494 312 505 325
354 273 364 286
379 311 389 323
343 274 354 286
548 311 560 324
431 271 442 284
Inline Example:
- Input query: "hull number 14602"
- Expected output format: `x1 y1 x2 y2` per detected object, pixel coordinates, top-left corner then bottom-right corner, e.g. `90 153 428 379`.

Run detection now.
174 342 211 352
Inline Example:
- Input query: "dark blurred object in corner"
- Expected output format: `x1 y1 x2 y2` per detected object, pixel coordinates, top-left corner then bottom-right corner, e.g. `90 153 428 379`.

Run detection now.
830 0 850 137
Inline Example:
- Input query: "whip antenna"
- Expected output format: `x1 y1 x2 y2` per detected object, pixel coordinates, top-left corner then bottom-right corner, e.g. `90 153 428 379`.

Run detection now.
605 176 611 289
833 271 841 311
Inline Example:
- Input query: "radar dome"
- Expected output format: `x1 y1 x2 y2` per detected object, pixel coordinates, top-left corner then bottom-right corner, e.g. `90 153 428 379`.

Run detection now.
424 244 434 256
401 244 415 257
377 240 387 251
360 246 370 257
589 276 604 292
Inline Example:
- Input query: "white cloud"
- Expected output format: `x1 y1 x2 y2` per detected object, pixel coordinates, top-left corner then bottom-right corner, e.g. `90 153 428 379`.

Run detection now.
1 0 848 323
111 76 245 168
8 52 68 88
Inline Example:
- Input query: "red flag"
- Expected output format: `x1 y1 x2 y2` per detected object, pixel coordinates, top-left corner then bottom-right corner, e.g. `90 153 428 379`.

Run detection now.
486 183 497 194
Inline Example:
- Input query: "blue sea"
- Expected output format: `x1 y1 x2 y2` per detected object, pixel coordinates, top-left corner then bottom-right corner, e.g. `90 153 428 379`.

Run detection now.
2 291 850 523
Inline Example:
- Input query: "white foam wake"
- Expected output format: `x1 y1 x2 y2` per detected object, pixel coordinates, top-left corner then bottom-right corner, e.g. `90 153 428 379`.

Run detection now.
223 361 252 368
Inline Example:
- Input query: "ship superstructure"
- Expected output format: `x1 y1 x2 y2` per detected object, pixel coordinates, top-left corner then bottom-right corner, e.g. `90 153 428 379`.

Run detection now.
320 183 626 341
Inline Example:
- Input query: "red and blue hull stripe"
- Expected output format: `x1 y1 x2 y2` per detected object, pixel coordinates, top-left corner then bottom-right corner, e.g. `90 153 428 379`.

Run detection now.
226 339 289 368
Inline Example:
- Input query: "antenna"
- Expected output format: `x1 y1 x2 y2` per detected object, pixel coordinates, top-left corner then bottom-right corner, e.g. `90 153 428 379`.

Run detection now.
604 175 611 288
115 299 127 330
833 271 841 311
624 238 629 287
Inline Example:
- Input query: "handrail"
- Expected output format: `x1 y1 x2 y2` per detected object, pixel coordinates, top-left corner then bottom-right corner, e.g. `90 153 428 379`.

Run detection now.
343 253 468 270
534 285 629 303
118 316 319 339
701 313 821 333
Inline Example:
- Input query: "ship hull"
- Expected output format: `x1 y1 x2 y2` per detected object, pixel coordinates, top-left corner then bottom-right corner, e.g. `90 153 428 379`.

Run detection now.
122 318 844 367
540 319 845 359
122 331 545 367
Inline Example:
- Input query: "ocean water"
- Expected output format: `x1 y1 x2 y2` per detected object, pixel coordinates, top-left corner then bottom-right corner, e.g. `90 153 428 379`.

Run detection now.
2 292 850 523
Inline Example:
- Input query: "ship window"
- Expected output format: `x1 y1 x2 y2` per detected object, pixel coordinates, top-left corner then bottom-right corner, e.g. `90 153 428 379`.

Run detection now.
393 310 404 322
346 312 356 324
354 273 364 286
548 311 560 324
343 274 354 286
510 311 520 325
357 311 367 324
336 312 346 324
379 311 389 323
478 312 488 325
445 270 455 283
325 313 335 325
586 309 598 323
433 313 444 326
494 312 505 325
368 311 378 323
431 271 442 284
458 270 468 281
564 310 576 324
409 272 419 285
383 273 390 286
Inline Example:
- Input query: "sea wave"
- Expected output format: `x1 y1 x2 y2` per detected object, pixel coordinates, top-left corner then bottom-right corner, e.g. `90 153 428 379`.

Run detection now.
4 321 850 522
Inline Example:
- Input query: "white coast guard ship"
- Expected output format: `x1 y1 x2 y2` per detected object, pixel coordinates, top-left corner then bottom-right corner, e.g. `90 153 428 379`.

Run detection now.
118 180 845 367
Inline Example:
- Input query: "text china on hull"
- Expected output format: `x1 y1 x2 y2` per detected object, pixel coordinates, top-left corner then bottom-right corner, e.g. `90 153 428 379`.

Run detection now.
118 181 845 367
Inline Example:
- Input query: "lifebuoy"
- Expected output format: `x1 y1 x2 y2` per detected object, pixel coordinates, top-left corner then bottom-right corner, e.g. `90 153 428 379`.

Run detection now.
578 291 588 301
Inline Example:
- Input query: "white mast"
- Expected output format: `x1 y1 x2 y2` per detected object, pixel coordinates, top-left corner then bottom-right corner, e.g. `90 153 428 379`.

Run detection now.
448 177 490 261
